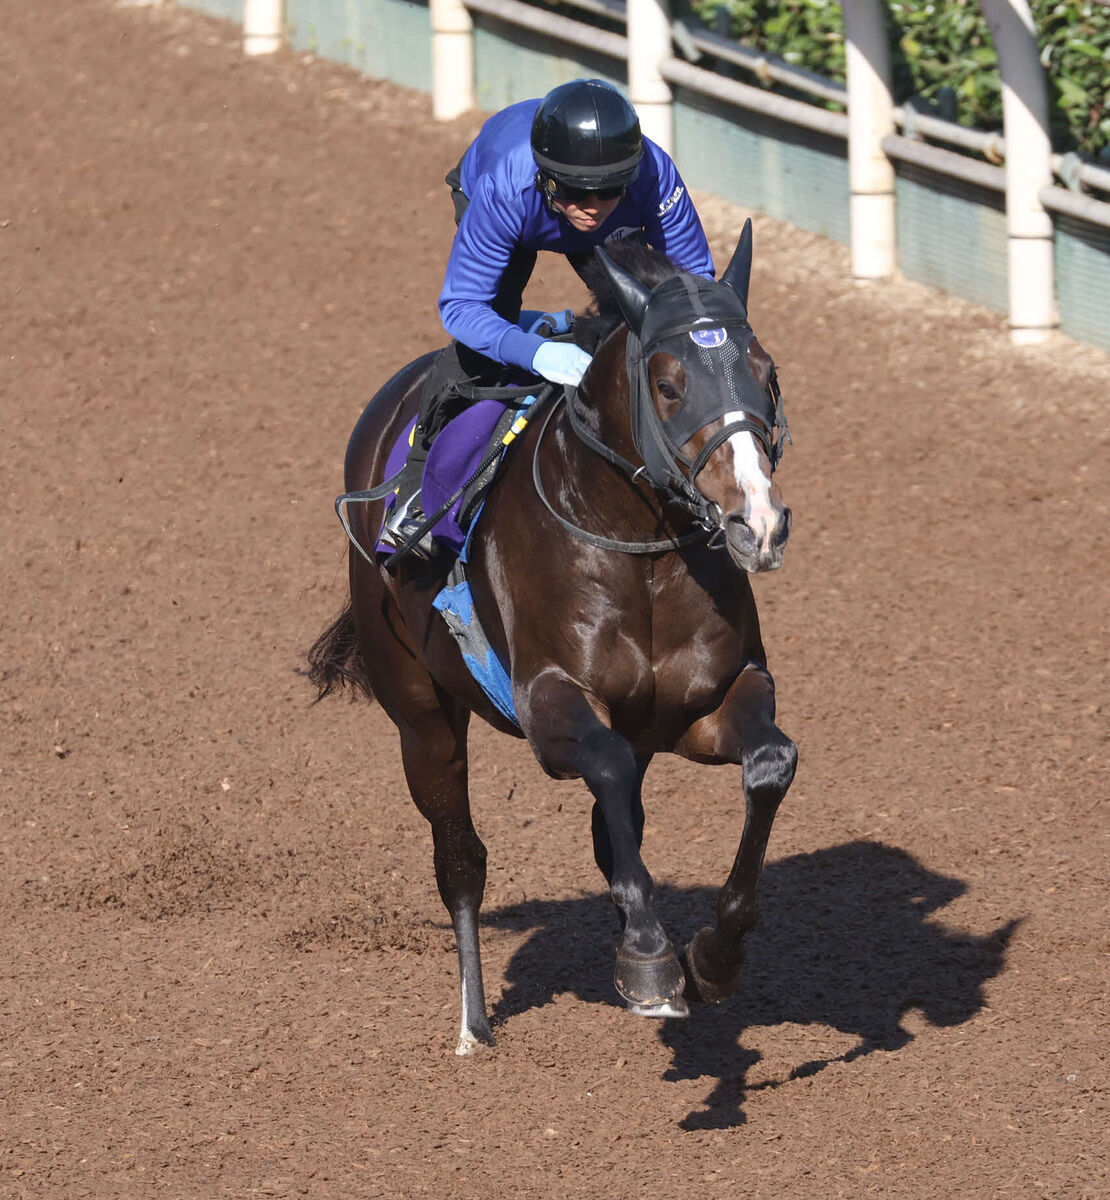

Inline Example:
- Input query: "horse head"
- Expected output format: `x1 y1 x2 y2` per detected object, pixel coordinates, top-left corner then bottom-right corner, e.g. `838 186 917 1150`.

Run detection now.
594 220 792 573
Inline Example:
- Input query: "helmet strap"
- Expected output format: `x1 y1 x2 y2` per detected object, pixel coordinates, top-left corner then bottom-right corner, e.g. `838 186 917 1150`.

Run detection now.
535 171 561 216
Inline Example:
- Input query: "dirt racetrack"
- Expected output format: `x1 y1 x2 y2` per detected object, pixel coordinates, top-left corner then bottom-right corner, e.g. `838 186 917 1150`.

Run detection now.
3 2 1108 1196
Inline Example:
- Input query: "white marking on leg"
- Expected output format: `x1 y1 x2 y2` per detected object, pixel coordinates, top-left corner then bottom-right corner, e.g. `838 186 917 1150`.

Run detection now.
456 974 474 1055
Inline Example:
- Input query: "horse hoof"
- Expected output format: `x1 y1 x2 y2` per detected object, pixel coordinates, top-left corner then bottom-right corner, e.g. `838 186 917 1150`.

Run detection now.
455 1029 494 1056
614 944 686 1008
682 927 744 1006
627 995 690 1019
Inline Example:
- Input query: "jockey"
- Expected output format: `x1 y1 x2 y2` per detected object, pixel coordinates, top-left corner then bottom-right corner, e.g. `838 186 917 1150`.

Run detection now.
383 77 716 554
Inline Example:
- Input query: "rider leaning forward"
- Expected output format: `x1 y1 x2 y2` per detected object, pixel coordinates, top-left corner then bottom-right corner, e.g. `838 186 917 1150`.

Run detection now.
383 77 717 553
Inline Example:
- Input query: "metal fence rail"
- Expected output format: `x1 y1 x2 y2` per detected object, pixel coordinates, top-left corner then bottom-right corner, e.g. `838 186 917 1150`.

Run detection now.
180 0 1110 355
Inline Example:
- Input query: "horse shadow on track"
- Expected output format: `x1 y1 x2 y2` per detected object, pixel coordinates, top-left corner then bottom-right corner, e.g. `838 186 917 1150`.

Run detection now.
484 840 1020 1130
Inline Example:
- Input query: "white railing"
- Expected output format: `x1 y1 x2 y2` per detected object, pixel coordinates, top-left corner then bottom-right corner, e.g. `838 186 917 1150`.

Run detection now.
243 0 282 54
239 0 1110 346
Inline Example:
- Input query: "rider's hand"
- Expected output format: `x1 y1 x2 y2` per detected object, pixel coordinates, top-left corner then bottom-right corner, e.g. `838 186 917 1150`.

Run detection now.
531 342 593 387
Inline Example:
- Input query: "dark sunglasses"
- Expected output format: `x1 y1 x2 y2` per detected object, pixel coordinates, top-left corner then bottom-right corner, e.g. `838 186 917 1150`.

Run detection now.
554 181 626 204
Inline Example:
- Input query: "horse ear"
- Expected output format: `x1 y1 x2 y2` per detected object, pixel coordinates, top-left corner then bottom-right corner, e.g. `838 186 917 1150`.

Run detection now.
595 246 652 336
720 217 754 309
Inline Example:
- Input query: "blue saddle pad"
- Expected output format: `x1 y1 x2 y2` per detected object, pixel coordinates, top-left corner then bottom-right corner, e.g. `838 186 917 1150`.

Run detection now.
432 562 519 726
373 310 574 715
378 400 531 724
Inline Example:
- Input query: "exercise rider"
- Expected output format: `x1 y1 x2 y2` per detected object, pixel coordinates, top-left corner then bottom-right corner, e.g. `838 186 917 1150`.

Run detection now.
382 77 716 554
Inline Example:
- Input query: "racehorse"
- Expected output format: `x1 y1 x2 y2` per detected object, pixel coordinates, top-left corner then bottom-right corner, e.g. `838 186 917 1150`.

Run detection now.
309 221 797 1054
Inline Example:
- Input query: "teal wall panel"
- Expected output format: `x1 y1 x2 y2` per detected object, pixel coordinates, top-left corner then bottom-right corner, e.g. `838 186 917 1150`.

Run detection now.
178 0 244 20
286 0 431 92
1055 215 1110 352
472 19 624 112
895 163 1007 314
672 87 850 245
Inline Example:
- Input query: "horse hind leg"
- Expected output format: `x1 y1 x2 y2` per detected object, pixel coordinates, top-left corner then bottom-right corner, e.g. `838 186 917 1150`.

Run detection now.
680 663 797 1005
398 714 492 1055
528 675 687 1018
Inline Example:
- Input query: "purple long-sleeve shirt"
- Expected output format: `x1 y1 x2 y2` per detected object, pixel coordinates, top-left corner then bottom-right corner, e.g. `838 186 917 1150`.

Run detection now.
440 99 715 370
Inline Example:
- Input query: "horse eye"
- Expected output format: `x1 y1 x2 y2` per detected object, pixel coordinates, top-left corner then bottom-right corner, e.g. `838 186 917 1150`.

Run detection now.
656 379 680 401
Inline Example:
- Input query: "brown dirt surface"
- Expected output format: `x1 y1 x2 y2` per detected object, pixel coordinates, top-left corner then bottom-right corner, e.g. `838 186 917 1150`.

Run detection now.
3 2 1108 1196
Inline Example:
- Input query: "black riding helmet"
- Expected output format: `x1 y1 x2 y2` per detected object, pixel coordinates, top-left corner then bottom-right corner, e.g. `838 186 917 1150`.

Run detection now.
531 79 643 191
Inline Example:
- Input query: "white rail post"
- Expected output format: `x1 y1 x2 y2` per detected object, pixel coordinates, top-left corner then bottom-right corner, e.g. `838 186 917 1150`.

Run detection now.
842 0 896 282
243 0 283 56
980 0 1057 344
431 0 475 120
627 0 673 155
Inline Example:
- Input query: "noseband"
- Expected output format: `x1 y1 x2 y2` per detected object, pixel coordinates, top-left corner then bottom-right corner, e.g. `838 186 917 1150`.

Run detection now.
536 281 790 555
624 315 790 507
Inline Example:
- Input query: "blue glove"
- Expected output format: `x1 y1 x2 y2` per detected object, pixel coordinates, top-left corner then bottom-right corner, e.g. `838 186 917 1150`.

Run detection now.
531 341 593 386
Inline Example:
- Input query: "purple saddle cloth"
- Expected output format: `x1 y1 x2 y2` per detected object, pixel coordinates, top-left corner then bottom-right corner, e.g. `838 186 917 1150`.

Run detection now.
375 399 511 556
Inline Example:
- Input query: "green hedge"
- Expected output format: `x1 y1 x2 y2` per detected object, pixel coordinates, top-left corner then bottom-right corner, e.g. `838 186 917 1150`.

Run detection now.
687 0 1110 159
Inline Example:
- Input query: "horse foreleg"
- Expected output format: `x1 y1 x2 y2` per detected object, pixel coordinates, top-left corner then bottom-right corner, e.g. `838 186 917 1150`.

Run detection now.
678 663 797 1005
525 674 686 1017
590 752 650 902
399 716 492 1055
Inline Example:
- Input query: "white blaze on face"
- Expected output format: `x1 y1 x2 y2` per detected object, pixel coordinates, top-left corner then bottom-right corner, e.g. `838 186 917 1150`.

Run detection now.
723 409 777 545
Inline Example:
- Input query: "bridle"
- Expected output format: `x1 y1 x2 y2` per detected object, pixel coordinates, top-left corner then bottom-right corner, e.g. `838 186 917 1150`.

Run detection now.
532 282 790 555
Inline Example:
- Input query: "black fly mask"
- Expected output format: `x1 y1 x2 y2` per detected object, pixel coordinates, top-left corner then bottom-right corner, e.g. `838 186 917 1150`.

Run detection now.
584 220 790 530
538 220 790 554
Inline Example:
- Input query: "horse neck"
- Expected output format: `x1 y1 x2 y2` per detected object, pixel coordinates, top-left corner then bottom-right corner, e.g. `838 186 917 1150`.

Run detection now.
556 327 675 535
573 326 638 462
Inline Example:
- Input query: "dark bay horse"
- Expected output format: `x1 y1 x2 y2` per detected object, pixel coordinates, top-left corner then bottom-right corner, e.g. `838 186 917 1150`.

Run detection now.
309 222 797 1054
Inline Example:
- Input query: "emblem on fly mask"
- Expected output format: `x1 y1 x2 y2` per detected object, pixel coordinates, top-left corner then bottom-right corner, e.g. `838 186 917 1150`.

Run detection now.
689 324 729 349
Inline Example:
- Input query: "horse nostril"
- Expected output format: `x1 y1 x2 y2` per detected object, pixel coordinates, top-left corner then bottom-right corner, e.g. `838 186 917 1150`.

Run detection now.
725 514 756 550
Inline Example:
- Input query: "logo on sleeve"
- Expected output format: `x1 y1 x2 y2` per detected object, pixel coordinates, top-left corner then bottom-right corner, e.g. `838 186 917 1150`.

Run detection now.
657 186 684 217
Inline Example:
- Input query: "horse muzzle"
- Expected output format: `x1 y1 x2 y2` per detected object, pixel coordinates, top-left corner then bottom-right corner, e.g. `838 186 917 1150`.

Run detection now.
724 506 791 572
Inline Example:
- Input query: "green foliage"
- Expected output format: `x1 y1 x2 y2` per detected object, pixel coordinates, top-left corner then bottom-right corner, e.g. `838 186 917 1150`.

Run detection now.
686 0 1110 158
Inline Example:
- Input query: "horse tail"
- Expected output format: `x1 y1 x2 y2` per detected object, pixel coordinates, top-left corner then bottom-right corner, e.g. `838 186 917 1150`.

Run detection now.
307 602 374 703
